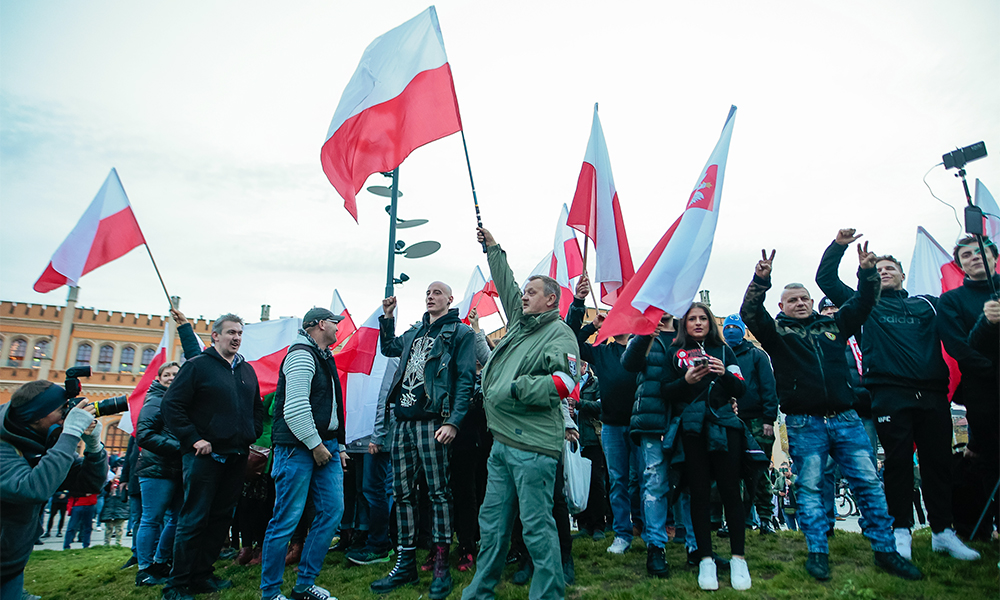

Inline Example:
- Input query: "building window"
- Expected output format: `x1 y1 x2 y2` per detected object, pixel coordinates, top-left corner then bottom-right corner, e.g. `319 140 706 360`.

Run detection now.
75 344 92 367
119 347 135 373
139 348 156 373
7 339 27 366
103 419 130 456
32 339 51 368
96 345 114 372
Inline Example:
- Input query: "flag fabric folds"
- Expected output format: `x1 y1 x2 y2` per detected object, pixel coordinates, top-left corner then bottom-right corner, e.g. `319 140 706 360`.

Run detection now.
34 168 146 293
321 6 462 221
597 106 737 343
566 105 635 305
527 204 584 317
975 179 1000 242
330 289 358 346
241 318 303 398
336 307 392 444
456 265 499 323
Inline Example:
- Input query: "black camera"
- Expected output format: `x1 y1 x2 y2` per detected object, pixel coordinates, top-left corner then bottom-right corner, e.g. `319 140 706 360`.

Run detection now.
63 365 130 417
942 141 987 170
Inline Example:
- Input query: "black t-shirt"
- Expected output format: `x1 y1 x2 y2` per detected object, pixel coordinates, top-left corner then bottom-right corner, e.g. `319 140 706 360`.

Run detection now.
396 320 443 422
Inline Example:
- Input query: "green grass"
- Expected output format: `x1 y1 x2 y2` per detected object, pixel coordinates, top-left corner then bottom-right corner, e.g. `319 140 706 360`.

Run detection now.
22 529 999 599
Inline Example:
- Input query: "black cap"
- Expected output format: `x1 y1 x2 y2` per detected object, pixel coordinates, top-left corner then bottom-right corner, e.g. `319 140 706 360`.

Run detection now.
818 297 837 312
303 307 344 329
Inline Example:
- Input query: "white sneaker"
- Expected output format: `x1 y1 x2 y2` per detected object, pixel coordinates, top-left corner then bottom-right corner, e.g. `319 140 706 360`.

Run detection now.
730 556 752 590
932 528 981 561
606 537 630 555
698 557 719 591
894 528 912 560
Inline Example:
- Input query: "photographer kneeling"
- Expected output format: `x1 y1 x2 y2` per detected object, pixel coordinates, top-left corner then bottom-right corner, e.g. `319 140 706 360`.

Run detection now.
0 381 108 599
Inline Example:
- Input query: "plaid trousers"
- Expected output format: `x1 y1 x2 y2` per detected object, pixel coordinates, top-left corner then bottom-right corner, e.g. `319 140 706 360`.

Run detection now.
391 419 453 546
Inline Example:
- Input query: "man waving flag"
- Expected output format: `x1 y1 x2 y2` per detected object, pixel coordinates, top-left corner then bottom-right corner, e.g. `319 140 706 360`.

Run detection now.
321 6 462 221
597 106 737 343
566 104 635 305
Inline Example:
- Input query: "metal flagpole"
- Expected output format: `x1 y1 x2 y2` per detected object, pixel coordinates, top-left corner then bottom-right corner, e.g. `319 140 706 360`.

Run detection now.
144 245 174 308
459 130 487 253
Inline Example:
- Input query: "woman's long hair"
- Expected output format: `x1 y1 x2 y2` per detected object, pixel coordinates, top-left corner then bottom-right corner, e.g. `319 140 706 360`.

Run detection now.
671 302 724 348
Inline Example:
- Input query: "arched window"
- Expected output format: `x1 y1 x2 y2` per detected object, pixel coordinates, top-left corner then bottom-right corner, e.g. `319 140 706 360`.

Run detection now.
75 343 92 367
119 347 135 373
103 419 130 456
32 339 51 368
96 345 114 372
139 348 156 373
7 339 27 366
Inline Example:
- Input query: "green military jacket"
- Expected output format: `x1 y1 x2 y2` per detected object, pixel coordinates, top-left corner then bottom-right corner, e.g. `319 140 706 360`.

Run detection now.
481 245 580 458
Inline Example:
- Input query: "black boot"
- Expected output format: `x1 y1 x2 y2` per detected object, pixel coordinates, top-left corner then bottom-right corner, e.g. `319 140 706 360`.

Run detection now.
371 547 419 594
429 543 454 600
805 552 830 581
646 545 670 578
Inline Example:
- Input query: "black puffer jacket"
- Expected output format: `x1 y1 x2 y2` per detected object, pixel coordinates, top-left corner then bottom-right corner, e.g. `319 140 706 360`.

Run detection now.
136 381 182 480
575 372 601 448
729 340 778 423
623 330 677 443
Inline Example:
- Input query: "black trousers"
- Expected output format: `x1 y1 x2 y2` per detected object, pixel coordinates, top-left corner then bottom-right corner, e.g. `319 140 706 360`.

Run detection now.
450 417 487 553
683 428 745 559
872 389 954 532
167 452 247 589
577 444 608 533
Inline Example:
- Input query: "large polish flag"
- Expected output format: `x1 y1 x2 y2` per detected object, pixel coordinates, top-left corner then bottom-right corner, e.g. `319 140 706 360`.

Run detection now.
975 179 1000 242
456 265 500 324
123 324 207 435
321 6 462 221
527 204 584 317
597 106 737 343
241 318 303 398
335 307 392 444
566 105 635 305
330 289 358 346
34 168 146 293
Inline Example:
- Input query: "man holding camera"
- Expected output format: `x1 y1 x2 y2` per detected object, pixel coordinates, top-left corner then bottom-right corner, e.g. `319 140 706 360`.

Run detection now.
1 380 108 599
162 313 264 600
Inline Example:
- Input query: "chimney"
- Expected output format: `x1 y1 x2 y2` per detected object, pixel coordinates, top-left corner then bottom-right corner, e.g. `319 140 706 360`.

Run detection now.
261 305 271 321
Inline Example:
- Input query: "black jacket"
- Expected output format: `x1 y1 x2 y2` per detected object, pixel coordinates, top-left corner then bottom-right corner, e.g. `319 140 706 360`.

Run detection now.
575 372 601 448
728 340 778 423
566 297 637 427
623 330 677 442
162 346 264 455
816 241 949 396
136 381 182 480
379 308 476 430
271 338 346 448
741 266 879 416
937 275 1000 408
120 436 140 498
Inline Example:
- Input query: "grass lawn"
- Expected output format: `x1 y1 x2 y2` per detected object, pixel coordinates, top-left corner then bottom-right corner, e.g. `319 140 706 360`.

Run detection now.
22 528 998 599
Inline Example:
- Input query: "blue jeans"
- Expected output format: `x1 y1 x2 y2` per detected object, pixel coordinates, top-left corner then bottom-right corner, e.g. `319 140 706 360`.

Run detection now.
138 477 183 569
0 572 24 600
676 492 698 551
260 441 345 599
362 450 393 550
128 495 142 556
786 410 895 554
638 435 670 548
64 504 95 548
602 425 642 542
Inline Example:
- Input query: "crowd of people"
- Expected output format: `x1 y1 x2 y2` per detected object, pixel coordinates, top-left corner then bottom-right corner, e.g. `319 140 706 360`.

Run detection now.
1 227 996 600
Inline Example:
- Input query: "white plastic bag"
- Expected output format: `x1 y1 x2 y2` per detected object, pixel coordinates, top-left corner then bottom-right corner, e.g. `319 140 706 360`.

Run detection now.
563 440 592 514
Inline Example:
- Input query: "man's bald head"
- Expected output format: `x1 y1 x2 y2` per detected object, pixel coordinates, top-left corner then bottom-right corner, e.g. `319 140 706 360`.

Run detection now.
426 281 454 321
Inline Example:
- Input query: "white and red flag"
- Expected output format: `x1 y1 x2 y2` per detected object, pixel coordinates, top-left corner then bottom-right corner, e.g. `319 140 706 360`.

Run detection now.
34 168 146 293
456 265 499 324
597 106 737 343
566 105 635 305
330 289 358 346
335 307 392 444
240 318 304 398
975 179 1000 242
321 6 462 221
527 204 584 317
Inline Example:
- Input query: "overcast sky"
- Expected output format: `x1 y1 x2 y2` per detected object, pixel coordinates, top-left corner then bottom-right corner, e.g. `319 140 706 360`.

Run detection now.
2 0 997 331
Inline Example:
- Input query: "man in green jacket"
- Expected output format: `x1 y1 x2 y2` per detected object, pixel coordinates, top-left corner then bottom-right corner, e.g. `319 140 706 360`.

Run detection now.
461 227 580 600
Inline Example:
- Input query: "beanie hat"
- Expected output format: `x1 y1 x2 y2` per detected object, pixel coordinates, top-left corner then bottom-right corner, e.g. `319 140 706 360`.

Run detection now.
722 314 746 346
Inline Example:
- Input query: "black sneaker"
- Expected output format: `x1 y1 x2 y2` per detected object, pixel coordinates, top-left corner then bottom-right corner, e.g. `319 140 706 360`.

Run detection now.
136 570 167 587
121 556 138 570
291 583 334 600
646 545 669 579
873 551 922 581
716 525 730 538
189 575 233 593
347 545 394 565
161 586 195 600
805 552 830 581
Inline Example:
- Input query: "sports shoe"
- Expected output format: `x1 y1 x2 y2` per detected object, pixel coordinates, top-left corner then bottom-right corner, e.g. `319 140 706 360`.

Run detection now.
189 575 233 593
730 556 751 591
136 569 167 587
347 546 394 565
291 583 336 600
606 537 630 555
716 525 730 538
932 528 981 560
161 586 195 600
805 552 830 581
646 546 669 579
262 595 289 600
457 552 474 572
512 557 533 585
874 551 922 580
591 530 606 541
121 556 138 570
893 528 912 560
698 557 718 591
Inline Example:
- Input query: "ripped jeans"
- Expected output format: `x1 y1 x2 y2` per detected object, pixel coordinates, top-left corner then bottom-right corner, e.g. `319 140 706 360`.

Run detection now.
639 434 671 548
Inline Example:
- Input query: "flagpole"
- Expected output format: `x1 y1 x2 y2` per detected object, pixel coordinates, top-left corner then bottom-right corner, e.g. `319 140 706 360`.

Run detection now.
581 236 600 312
459 130 487 254
144 244 174 308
